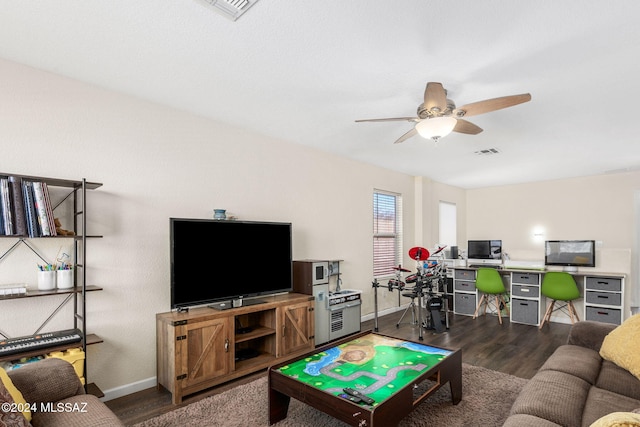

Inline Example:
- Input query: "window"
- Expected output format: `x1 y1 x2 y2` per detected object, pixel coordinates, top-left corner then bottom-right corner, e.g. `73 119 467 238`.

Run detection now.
373 190 403 277
438 201 457 248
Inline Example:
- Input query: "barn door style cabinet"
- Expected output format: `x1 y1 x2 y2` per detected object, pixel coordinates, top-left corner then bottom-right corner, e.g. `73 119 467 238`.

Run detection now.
156 293 314 404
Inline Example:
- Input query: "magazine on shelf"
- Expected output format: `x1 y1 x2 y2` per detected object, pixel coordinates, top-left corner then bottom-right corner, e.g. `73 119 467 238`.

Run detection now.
31 181 52 236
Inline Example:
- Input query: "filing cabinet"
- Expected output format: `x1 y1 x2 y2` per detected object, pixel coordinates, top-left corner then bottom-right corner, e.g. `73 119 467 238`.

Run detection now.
584 275 624 325
510 272 543 326
453 269 477 316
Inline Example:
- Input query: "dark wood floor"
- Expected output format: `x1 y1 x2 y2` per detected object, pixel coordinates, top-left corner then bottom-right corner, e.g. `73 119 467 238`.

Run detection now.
106 310 572 426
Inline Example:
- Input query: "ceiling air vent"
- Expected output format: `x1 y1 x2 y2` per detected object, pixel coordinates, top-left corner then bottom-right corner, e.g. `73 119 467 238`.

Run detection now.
474 148 501 156
199 0 260 21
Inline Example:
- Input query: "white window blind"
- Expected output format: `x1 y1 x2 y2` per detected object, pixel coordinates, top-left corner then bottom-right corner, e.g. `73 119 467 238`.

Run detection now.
373 190 403 278
439 201 457 248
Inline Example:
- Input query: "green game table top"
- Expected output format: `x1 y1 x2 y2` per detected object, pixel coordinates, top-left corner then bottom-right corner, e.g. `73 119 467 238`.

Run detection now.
275 332 455 406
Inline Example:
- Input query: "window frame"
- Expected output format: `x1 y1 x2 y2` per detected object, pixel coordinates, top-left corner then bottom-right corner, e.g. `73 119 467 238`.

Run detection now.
373 189 403 278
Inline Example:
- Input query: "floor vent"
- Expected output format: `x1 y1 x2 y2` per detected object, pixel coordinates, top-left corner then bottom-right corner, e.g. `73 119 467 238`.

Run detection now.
474 148 501 156
199 0 259 21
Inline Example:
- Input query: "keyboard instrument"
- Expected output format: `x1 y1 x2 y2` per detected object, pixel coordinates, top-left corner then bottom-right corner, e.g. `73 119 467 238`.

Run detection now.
0 328 82 357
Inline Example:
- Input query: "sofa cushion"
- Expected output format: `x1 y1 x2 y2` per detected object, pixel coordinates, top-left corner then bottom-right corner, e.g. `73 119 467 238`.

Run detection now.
0 366 32 423
30 394 125 427
503 413 563 427
8 358 84 406
589 410 640 427
582 387 640 427
568 321 617 351
509 369 591 427
539 345 601 385
596 360 640 401
600 313 640 381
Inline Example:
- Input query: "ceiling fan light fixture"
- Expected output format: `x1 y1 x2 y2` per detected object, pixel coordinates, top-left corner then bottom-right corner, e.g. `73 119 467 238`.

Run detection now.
415 116 457 141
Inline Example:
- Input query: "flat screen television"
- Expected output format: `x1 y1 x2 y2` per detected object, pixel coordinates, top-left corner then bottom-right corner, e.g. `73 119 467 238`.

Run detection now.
170 218 293 310
545 240 596 270
467 240 502 260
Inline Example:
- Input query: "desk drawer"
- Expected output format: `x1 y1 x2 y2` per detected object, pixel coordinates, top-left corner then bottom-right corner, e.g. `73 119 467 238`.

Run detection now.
454 269 475 280
454 293 476 315
585 306 621 325
512 284 540 298
586 291 621 306
454 281 476 292
586 277 622 292
511 298 539 325
511 273 540 285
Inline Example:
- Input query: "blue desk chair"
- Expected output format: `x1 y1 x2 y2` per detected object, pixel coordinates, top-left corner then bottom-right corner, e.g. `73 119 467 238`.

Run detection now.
473 268 510 324
539 271 581 329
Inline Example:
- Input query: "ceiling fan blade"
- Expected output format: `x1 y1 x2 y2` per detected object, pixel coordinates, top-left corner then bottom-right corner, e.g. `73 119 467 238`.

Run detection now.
424 82 447 111
453 119 483 135
355 116 419 123
393 128 417 144
456 93 531 117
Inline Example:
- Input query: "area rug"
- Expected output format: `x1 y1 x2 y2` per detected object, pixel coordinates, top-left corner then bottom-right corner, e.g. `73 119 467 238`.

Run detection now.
132 363 527 427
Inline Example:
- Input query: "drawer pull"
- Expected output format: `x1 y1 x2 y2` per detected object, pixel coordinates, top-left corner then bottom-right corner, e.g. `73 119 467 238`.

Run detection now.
597 311 609 316
520 302 529 306
521 289 530 293
597 295 609 299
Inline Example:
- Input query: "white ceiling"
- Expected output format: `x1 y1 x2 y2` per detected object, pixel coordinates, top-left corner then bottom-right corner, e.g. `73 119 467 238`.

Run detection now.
1 1 639 189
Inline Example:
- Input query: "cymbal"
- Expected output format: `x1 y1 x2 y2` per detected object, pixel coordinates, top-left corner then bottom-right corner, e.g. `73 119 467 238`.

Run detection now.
392 265 411 272
431 245 447 256
408 246 430 260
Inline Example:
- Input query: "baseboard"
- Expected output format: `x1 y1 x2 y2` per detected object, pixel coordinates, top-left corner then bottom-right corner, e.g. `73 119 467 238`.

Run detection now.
361 305 404 322
100 376 157 402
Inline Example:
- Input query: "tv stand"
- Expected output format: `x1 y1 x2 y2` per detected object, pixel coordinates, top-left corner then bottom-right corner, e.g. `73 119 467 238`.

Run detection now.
157 293 315 404
208 297 267 310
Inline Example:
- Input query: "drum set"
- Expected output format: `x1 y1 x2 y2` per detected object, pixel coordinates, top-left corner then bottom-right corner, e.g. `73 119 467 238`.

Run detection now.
372 245 450 340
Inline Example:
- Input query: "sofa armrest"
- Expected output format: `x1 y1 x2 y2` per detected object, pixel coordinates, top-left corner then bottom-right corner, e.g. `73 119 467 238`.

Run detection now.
567 320 617 351
7 358 85 405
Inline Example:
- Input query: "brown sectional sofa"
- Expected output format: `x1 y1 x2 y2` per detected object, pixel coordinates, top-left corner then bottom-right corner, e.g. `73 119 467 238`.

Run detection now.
504 320 640 427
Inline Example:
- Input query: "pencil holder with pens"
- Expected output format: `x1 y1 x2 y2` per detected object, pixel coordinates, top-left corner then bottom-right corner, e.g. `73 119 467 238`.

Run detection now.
37 270 56 291
57 268 73 289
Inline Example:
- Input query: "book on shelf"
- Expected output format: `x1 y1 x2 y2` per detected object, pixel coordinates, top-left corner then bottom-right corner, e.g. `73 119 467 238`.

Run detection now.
41 182 57 237
8 176 28 237
0 177 58 238
22 181 41 238
0 177 14 235
31 181 53 236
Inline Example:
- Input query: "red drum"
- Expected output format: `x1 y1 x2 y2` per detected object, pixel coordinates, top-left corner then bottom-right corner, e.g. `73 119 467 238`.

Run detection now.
405 274 418 283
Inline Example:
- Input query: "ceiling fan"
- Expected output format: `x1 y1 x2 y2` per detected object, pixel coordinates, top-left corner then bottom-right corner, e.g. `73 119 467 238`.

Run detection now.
355 82 531 144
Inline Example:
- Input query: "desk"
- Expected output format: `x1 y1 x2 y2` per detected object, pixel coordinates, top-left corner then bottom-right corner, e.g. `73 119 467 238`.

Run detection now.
451 267 625 326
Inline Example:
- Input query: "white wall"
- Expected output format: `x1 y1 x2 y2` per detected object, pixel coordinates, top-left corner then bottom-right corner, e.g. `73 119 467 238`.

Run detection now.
0 58 417 398
465 174 639 317
1 58 638 400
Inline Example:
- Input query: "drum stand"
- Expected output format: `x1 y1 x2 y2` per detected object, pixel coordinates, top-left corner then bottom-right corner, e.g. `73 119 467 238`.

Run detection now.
396 289 418 327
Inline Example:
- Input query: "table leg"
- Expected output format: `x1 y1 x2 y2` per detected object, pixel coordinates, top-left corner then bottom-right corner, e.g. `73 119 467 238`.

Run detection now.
449 368 462 405
268 387 291 425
